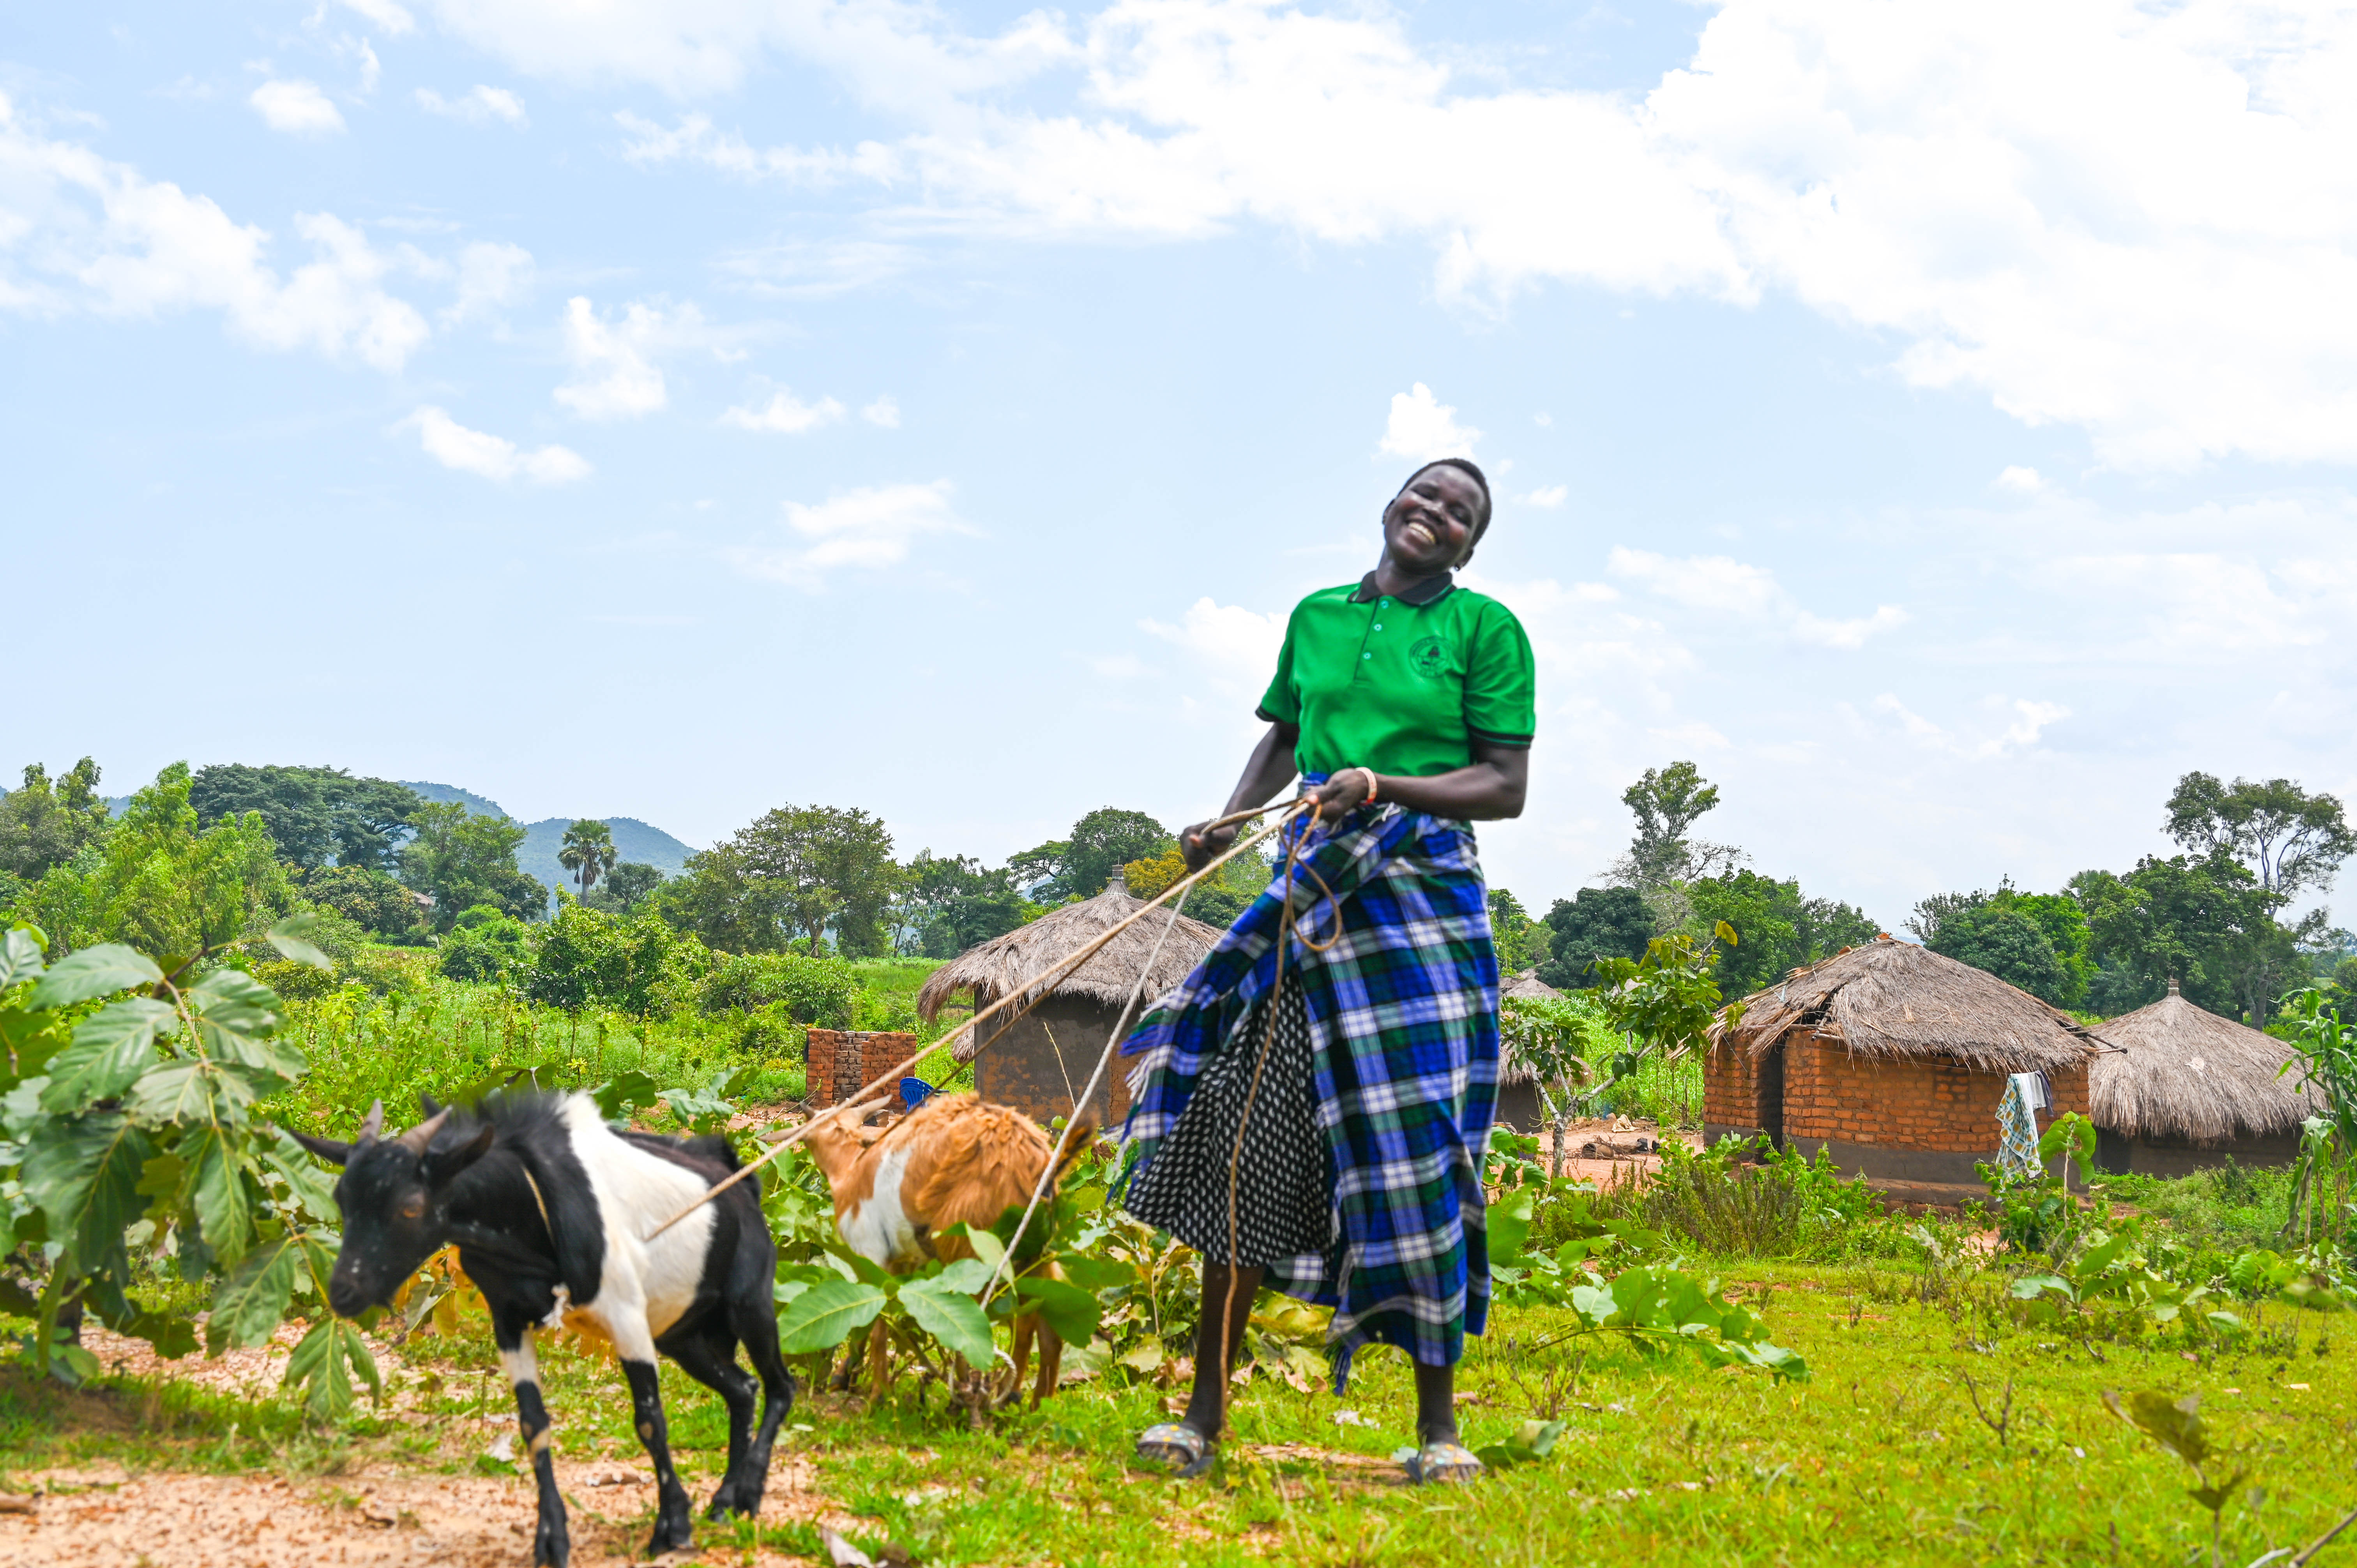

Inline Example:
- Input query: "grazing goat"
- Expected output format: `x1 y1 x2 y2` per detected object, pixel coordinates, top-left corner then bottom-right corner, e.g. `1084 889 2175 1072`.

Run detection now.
802 1093 1092 1405
289 1093 792 1568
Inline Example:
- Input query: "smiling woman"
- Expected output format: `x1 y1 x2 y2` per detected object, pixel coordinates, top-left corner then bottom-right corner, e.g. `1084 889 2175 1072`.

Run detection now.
1118 457 1535 1489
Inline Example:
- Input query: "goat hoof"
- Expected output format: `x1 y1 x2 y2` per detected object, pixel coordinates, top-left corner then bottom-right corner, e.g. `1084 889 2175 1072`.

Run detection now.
646 1516 694 1555
534 1517 570 1567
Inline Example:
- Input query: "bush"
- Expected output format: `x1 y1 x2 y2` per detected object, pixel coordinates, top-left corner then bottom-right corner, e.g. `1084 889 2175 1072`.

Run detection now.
518 904 707 1017
2100 1160 2297 1251
696 949 858 1027
298 863 422 936
1564 1135 1892 1260
440 904 531 984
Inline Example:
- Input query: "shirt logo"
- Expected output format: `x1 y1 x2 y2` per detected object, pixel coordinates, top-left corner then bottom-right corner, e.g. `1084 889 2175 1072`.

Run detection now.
1408 635 1451 676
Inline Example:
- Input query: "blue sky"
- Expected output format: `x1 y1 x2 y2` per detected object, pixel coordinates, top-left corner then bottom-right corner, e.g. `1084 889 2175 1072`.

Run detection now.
8 0 2357 931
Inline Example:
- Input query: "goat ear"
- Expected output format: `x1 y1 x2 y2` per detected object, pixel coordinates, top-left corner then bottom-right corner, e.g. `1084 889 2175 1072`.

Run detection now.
422 1123 496 1188
419 1092 442 1119
285 1128 353 1168
358 1100 385 1144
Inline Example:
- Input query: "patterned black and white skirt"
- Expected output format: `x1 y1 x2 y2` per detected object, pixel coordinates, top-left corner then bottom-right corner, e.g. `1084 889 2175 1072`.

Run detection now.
1123 974 1334 1266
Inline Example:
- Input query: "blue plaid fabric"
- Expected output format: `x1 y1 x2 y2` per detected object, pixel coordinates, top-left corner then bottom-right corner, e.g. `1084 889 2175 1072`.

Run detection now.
1118 793 1500 1387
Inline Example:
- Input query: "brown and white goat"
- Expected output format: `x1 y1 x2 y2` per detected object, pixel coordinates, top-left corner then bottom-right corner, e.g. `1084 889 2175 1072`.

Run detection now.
802 1093 1092 1405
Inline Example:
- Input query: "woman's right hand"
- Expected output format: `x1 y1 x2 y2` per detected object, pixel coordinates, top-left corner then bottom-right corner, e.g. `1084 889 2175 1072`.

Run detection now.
1180 819 1238 872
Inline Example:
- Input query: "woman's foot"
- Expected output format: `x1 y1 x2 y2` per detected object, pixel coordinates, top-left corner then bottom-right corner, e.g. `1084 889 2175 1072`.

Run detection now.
1404 1440 1485 1485
1136 1422 1217 1479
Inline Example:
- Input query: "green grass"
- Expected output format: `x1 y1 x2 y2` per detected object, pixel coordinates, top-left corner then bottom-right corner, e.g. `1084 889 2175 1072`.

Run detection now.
8 1265 2352 1565
2099 1161 2299 1252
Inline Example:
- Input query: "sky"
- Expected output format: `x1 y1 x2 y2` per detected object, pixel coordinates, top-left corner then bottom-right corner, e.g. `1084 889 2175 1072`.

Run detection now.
7 0 2357 932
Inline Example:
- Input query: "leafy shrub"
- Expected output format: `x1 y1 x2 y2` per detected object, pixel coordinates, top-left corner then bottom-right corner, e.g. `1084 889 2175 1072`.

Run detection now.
296 865 420 936
439 904 530 984
1575 1134 1887 1260
697 949 858 1027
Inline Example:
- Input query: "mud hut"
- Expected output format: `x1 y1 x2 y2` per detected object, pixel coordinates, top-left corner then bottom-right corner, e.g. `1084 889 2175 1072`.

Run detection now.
916 877 1227 1127
1707 936 2102 1188
2089 981 2324 1177
1496 970 1563 1135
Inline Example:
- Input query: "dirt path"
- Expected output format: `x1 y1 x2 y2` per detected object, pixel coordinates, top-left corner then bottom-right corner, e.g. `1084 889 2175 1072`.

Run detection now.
0 1452 852 1567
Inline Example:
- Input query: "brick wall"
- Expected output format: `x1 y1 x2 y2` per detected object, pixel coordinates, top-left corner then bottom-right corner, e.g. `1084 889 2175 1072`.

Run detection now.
803 1029 921 1106
1704 1038 1767 1130
1780 1031 2090 1151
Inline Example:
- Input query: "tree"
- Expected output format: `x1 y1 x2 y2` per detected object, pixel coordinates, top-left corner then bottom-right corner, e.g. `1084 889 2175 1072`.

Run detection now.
1536 886 1655 989
594 862 664 916
0 759 112 881
188 765 422 872
2165 771 2357 899
398 801 541 929
899 851 1028 958
1616 762 1731 888
1488 888 1542 974
558 819 619 900
1010 807 1171 901
1909 880 2092 1008
297 864 421 937
1685 872 1882 998
2072 854 2282 1022
672 804 899 956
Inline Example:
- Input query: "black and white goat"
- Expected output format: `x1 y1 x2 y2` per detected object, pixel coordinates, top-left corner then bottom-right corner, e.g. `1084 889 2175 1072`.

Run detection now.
290 1091 793 1568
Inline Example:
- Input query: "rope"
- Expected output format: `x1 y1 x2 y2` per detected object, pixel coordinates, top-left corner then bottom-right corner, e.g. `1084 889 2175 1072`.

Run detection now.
640 800 1310 1242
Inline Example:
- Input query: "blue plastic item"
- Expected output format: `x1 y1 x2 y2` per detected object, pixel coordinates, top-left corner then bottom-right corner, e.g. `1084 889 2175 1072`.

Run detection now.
900 1077 935 1110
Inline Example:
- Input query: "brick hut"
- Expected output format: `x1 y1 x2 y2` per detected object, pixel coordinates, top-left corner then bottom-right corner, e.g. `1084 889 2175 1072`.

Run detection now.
915 877 1226 1127
1707 935 2102 1188
2089 980 2324 1177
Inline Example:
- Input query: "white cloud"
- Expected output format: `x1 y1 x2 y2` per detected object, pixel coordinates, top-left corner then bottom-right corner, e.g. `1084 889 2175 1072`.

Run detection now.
1793 605 1910 650
721 388 845 433
1869 694 2071 760
557 0 2357 469
729 479 971 587
1520 484 1567 508
0 101 431 369
554 296 714 420
862 394 901 428
1996 466 2047 494
1377 383 1480 464
442 240 533 323
1610 547 1907 651
401 405 589 482
1140 597 1288 694
249 80 345 136
415 85 527 126
336 0 415 33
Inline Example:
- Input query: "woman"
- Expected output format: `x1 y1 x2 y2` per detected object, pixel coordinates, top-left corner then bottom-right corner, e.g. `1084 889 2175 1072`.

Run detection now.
1118 457 1533 1485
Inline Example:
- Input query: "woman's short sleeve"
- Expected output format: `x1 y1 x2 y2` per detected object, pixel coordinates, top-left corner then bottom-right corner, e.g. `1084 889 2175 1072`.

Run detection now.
1462 601 1535 747
1255 609 1302 726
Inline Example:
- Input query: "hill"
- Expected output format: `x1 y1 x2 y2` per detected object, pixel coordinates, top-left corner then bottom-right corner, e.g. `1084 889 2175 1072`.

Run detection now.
398 780 510 818
520 815 697 898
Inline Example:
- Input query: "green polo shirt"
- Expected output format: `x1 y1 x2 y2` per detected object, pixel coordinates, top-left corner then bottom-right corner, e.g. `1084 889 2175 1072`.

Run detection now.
1256 572 1535 779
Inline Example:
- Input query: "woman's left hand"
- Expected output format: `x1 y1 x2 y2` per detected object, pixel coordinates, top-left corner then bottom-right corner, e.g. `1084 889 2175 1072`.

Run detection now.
1309 768 1376 817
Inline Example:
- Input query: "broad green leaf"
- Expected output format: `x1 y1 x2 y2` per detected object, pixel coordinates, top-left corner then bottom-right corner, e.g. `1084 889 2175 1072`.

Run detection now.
266 1128 343 1222
205 1030 306 1085
27 944 161 1009
20 1113 153 1278
130 1059 221 1125
1014 1276 1101 1347
898 1280 997 1367
776 1279 889 1353
831 1247 896 1287
1053 1253 1134 1293
0 929 45 991
41 998 177 1112
1488 1186 1535 1267
265 913 333 971
185 1127 256 1264
136 1151 189 1223
592 1069 662 1121
948 1222 1007 1277
284 1317 381 1419
1570 1282 1617 1326
929 1257 993 1294
212 1234 303 1353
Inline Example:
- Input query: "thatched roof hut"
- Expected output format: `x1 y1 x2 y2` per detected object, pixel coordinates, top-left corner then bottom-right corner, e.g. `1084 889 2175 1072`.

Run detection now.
2087 981 2323 1175
916 879 1226 1125
1493 970 1561 1132
1707 935 2102 1188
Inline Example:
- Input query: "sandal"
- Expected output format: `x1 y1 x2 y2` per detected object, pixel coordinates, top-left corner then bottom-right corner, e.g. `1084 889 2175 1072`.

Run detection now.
1136 1422 1217 1479
1403 1440 1486 1485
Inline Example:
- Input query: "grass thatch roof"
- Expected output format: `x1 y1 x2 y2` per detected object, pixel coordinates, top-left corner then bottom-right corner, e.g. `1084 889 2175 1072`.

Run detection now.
1502 970 1562 1002
1719 934 2098 1075
2089 985 2325 1143
1497 971 1565 1087
917 882 1227 1063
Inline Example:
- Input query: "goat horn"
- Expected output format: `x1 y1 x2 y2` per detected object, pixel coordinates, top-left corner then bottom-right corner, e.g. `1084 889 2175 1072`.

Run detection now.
358 1100 385 1144
396 1106 452 1155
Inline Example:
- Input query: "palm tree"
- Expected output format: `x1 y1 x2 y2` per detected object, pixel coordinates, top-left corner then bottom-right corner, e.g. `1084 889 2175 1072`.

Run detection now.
559 819 618 900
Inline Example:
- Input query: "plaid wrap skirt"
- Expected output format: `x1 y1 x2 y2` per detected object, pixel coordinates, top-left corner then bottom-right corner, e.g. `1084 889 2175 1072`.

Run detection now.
1117 797 1500 1387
